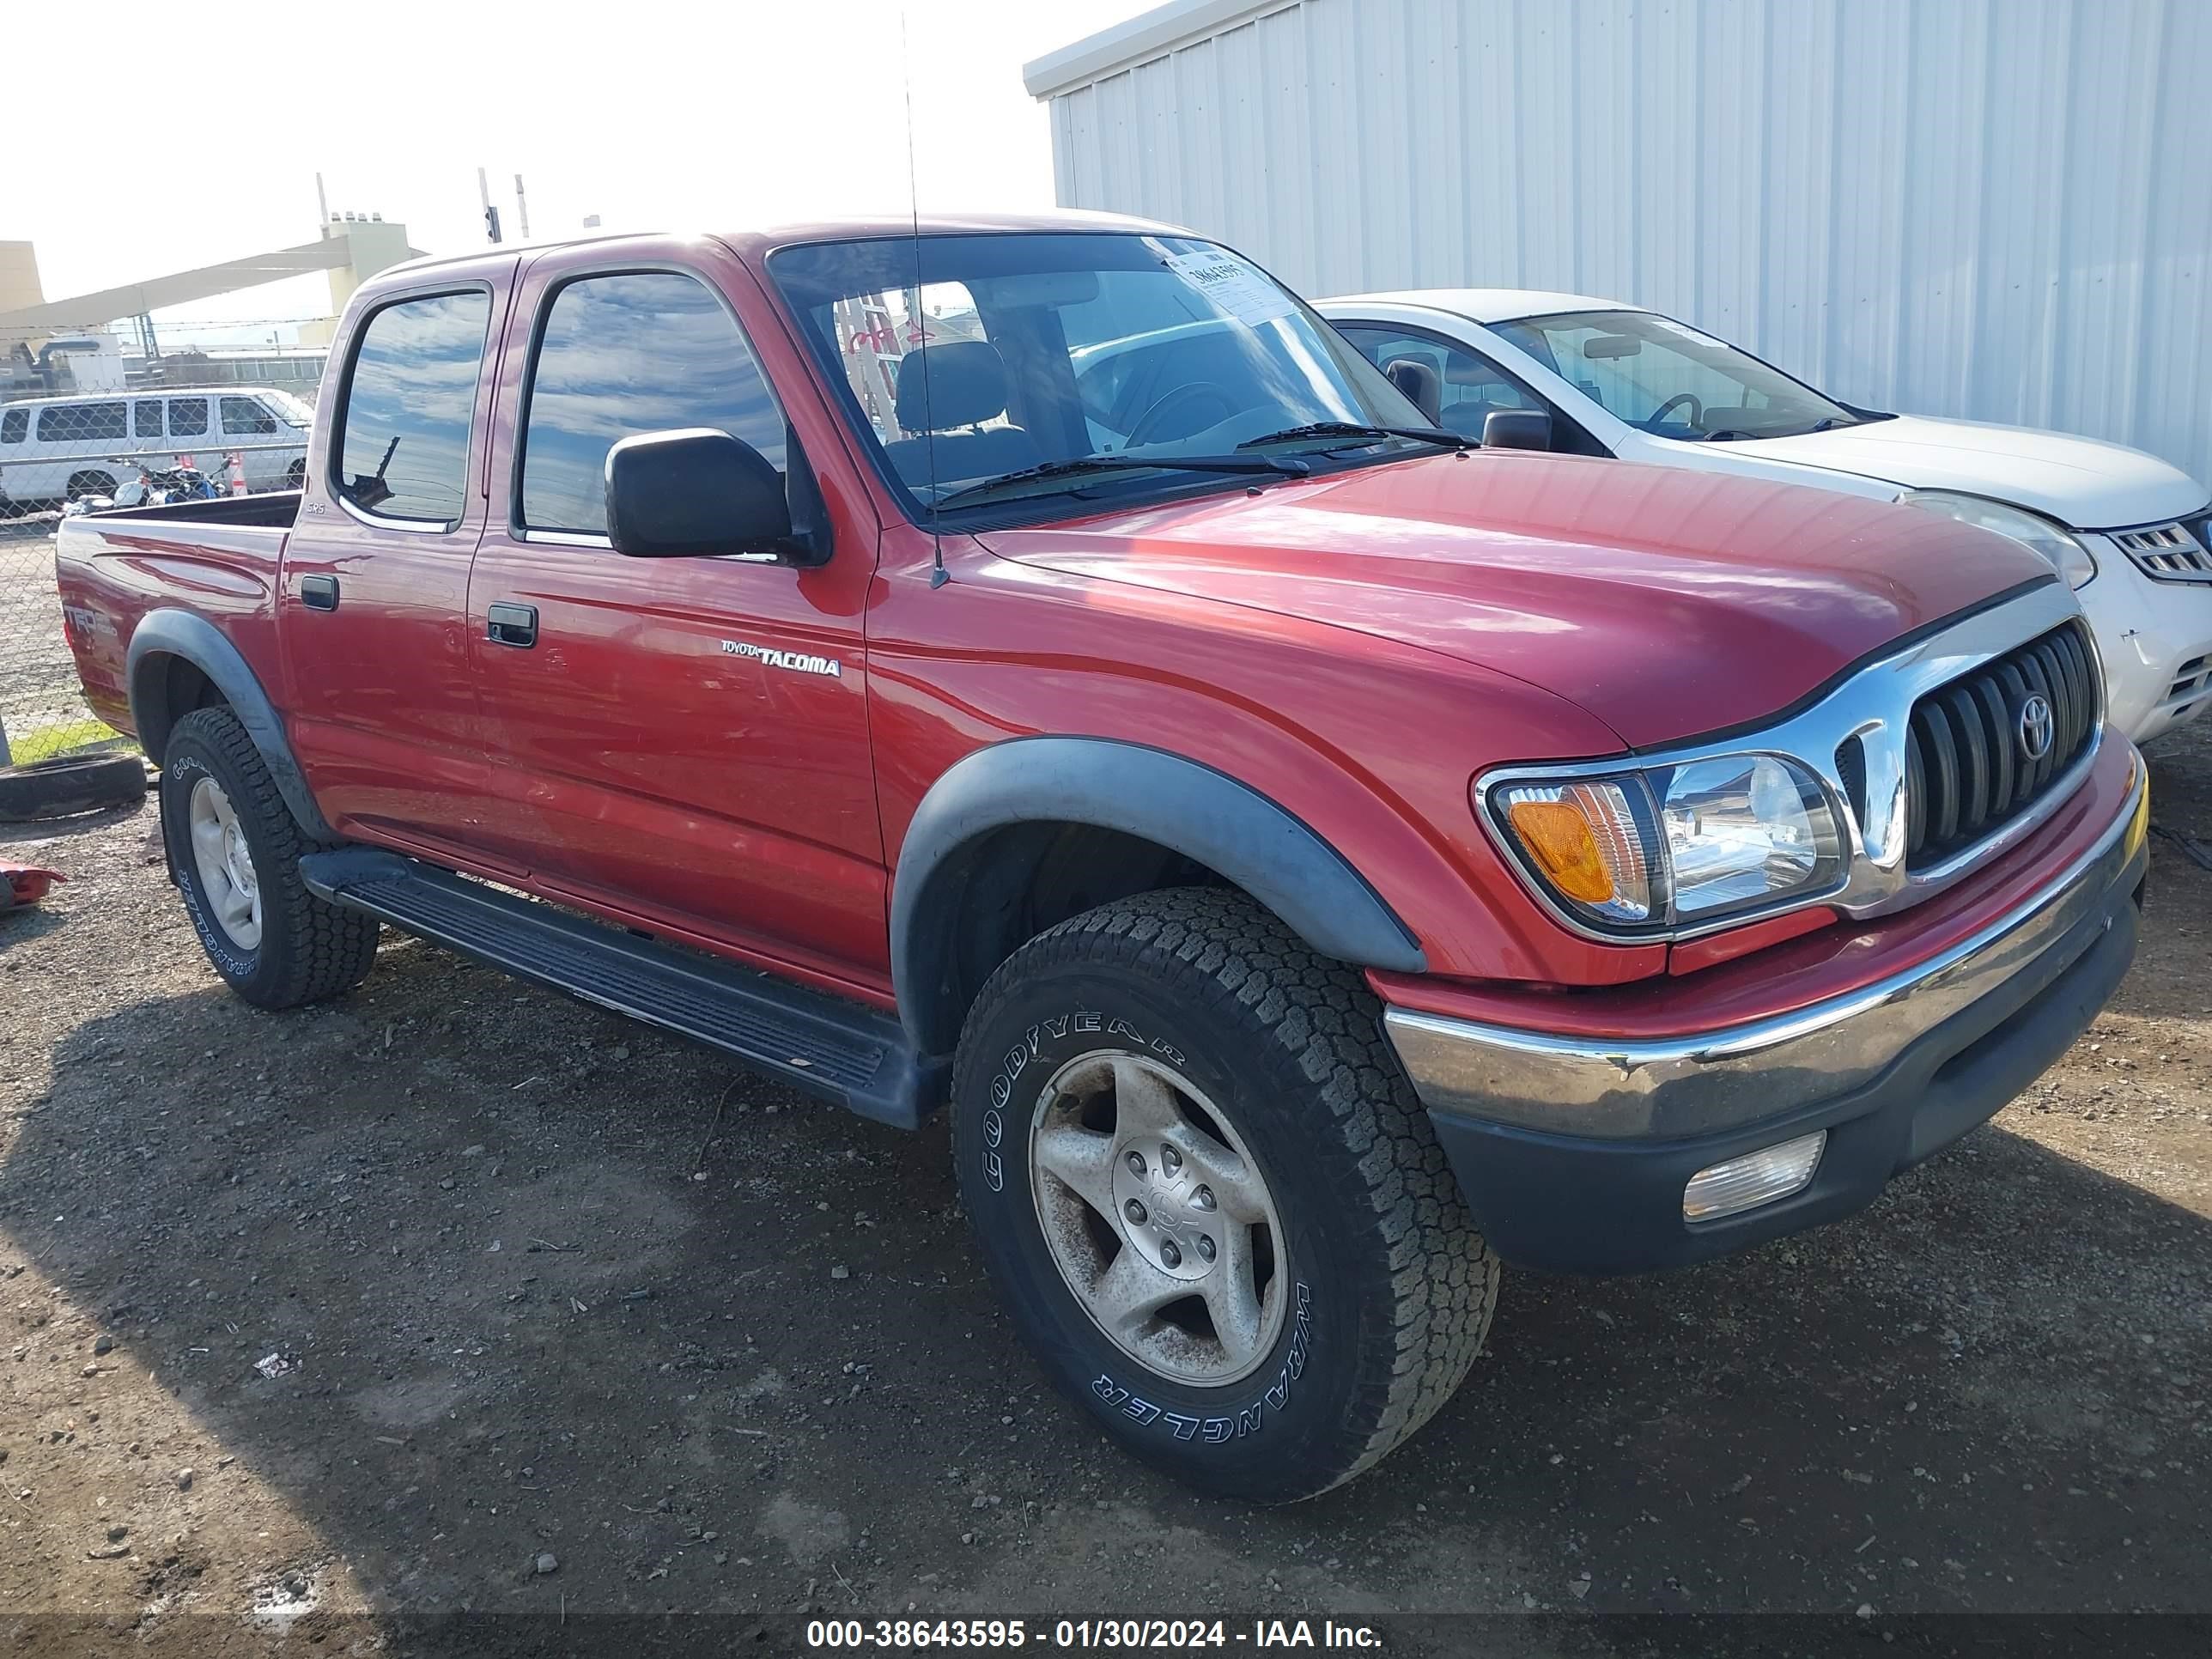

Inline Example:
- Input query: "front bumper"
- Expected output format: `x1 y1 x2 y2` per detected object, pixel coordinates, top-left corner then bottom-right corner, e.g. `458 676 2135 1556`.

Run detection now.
1384 763 2149 1274
2075 541 2212 742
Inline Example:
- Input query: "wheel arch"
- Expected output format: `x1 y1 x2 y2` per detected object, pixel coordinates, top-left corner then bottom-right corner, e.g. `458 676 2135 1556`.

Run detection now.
890 737 1425 1055
127 609 335 841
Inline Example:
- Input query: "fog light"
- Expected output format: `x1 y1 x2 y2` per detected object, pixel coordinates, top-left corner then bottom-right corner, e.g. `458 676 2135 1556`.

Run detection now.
1682 1131 1826 1221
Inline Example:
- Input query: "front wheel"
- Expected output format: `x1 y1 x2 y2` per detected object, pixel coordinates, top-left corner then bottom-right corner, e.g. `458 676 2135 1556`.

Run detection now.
161 706 380 1008
951 888 1498 1503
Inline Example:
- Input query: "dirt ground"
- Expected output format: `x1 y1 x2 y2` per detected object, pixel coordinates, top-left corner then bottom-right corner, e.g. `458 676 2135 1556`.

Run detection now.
2 723 2208 1656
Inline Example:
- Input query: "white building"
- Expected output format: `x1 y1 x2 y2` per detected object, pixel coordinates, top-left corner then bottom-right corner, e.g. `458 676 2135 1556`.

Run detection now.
1024 0 2212 489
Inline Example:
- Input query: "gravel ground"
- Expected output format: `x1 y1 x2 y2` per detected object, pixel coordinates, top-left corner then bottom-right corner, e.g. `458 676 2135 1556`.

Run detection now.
1 726 2208 1656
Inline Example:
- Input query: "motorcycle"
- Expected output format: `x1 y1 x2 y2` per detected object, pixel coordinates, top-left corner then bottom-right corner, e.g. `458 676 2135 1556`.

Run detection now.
61 455 223 517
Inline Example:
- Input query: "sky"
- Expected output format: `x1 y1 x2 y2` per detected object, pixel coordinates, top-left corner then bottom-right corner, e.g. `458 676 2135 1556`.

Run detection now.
6 0 1152 344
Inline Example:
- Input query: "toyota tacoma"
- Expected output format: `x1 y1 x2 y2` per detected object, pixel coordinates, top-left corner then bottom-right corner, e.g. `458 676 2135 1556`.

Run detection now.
57 213 2147 1502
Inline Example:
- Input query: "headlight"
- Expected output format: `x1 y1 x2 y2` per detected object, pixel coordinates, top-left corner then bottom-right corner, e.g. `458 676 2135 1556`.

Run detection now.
1899 490 2096 590
1486 754 1845 936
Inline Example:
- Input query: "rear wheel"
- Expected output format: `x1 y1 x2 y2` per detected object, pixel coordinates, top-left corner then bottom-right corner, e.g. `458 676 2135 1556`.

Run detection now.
284 459 305 490
160 707 379 1007
951 887 1498 1503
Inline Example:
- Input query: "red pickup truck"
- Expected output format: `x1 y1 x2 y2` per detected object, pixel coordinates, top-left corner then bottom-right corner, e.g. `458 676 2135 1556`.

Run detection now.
58 213 2147 1503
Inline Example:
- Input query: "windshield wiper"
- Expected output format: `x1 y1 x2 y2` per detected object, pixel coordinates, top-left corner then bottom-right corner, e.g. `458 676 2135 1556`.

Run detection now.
1699 429 1760 443
929 451 1310 511
1237 421 1471 453
1809 416 1859 432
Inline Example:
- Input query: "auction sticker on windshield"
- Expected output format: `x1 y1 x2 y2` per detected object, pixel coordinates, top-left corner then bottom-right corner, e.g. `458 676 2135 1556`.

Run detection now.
1164 251 1297 328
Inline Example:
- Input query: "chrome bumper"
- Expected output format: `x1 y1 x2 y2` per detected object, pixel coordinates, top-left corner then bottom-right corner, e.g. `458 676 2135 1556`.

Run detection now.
1384 757 2149 1141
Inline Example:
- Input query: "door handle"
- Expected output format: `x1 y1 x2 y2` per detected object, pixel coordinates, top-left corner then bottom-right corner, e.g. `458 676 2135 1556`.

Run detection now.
487 601 538 648
300 574 338 611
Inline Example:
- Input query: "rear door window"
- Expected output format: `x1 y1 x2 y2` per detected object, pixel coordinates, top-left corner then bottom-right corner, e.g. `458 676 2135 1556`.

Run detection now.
37 401 127 443
221 396 279 435
333 289 493 526
519 270 784 536
0 408 26 444
167 398 210 437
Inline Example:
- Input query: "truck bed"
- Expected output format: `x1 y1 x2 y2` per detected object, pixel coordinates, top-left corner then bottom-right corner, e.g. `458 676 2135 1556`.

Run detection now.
53 491 300 744
71 489 301 532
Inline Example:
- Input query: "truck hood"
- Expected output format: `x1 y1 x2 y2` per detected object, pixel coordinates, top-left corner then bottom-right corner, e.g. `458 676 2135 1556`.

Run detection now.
978 451 2053 750
1717 414 2209 530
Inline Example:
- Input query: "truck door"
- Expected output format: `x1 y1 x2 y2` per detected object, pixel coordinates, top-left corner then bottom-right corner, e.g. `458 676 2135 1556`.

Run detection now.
465 246 886 992
280 281 508 865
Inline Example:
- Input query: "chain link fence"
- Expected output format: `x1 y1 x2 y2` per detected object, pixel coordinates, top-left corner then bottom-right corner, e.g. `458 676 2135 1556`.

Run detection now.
1 319 323 767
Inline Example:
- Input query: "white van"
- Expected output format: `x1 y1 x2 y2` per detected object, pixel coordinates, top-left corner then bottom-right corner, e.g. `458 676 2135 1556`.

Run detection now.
0 387 312 510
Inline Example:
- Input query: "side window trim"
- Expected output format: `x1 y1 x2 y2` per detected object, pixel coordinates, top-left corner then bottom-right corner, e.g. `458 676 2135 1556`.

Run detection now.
1340 319 1604 454
509 261 789 548
328 282 495 535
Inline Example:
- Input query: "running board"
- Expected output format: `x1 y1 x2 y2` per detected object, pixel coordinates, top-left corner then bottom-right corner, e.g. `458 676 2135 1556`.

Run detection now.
298 848 942 1128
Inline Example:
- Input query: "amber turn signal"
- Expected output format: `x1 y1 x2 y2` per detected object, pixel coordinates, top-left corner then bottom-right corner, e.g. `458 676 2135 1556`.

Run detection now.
1493 780 1656 924
1506 799 1615 903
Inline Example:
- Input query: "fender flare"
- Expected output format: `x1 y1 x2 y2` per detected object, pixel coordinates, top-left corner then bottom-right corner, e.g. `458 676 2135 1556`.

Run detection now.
127 609 337 842
890 737 1425 1054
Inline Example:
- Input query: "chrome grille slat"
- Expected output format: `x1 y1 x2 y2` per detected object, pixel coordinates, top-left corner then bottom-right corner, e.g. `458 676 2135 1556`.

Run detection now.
1945 681 1992 836
1973 669 2017 815
1902 619 2098 871
2021 664 2051 801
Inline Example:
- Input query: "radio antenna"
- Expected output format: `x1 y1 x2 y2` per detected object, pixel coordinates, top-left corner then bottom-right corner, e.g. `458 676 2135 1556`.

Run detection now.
901 9 947 589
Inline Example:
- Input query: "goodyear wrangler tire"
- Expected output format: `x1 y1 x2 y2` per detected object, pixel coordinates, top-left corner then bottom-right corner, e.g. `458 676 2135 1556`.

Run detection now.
951 887 1498 1503
160 707 380 1009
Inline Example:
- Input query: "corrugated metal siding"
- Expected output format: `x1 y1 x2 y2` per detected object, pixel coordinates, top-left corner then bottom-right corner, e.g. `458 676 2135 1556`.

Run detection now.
1038 0 2212 494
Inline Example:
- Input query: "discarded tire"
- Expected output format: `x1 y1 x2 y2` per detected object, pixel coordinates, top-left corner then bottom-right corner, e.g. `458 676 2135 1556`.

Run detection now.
0 752 149 822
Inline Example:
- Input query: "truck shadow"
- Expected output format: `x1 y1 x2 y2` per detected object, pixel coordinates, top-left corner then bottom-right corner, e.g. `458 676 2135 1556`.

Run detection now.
1 931 2205 1636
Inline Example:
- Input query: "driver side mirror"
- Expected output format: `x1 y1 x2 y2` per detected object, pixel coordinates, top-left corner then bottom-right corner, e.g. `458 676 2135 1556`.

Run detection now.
1481 410 1553 453
605 428 804 560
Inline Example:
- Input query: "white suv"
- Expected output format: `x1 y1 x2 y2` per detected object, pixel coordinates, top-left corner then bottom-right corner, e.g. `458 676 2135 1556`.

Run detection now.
1320 289 2212 745
0 387 312 511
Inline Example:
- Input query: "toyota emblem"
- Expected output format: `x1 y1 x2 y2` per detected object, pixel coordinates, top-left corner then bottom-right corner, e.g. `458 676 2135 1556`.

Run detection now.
2018 694 2054 761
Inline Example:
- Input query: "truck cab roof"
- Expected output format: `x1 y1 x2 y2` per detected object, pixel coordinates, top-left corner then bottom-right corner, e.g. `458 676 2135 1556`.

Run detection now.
380 209 1200 285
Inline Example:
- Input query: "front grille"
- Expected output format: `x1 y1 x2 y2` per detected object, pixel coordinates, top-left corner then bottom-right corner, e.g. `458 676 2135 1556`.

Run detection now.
2109 514 2212 582
1903 620 2098 870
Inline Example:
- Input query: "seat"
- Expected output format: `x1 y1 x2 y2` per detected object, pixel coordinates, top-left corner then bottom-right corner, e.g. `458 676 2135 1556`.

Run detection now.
881 340 1043 489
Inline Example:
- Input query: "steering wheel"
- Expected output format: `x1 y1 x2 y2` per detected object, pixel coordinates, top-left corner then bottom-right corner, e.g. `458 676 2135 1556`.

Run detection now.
1648 392 1705 430
1125 382 1239 448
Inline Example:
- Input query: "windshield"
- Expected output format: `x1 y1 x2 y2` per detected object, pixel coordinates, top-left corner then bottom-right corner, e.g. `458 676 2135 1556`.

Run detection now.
1488 309 1861 441
769 232 1431 520
258 389 316 427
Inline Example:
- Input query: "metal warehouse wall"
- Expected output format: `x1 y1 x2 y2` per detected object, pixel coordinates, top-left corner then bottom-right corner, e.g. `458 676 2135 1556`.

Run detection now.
1028 0 2212 491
